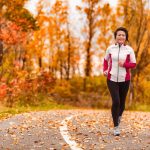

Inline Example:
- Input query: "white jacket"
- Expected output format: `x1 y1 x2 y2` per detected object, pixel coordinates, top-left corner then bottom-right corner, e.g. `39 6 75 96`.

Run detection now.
103 44 136 82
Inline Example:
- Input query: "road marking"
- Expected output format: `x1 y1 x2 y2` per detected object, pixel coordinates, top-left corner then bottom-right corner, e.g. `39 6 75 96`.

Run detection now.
59 114 83 150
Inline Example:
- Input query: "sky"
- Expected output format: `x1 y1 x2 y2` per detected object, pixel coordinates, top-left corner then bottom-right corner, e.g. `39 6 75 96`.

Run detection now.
25 0 118 16
107 0 118 7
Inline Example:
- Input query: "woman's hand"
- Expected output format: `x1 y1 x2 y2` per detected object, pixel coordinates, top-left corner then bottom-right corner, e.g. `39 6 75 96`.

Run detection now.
119 61 124 67
103 70 108 76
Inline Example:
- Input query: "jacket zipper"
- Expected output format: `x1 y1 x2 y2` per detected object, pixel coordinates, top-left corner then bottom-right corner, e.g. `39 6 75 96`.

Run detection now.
117 45 121 82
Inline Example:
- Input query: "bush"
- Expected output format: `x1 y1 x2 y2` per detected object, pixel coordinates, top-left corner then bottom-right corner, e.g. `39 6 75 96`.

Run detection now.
49 76 111 108
3 72 56 107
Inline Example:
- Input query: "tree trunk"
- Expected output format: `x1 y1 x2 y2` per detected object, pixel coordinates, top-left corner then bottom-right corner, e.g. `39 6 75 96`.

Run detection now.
66 23 71 80
84 1 94 90
39 57 42 68
0 41 3 66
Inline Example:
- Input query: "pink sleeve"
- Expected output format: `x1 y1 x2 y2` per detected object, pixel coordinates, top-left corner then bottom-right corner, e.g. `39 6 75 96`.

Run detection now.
103 59 108 71
123 48 136 69
123 62 136 69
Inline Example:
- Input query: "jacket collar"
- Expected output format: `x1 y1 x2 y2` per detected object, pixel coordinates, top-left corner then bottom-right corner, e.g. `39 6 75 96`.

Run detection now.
115 43 126 46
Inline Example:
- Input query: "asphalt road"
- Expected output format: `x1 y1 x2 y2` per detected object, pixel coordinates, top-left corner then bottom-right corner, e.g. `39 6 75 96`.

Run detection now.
0 110 150 150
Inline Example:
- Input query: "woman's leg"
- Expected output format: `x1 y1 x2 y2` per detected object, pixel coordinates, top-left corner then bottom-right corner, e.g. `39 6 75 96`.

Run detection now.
107 79 120 127
119 80 130 117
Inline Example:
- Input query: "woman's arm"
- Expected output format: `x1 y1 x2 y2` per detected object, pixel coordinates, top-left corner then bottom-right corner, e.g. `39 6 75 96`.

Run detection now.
123 48 136 69
123 62 136 69
103 59 108 71
103 48 109 75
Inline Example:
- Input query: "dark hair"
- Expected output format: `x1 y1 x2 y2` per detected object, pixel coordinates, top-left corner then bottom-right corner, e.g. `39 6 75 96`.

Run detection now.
114 27 128 41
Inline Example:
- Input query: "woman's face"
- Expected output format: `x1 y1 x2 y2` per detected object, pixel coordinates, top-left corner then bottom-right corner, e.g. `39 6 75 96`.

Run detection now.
115 30 126 45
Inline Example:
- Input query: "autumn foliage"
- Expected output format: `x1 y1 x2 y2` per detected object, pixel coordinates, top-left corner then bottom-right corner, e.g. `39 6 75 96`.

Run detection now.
0 0 149 109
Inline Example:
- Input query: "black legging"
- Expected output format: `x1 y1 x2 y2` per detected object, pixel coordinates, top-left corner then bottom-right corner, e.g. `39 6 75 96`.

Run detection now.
107 79 130 127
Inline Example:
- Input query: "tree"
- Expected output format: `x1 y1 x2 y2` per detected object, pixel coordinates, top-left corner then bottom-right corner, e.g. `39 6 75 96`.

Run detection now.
117 0 150 104
0 0 38 31
97 3 115 50
76 0 114 89
0 0 38 74
47 0 81 80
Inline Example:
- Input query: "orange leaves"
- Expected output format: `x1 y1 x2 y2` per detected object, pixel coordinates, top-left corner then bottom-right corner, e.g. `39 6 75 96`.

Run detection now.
11 22 21 31
13 60 23 69
0 70 55 106
76 6 82 11
84 8 90 15
55 0 63 9
0 19 27 45
0 109 150 149
0 83 7 98
66 110 150 149
0 0 38 31
17 18 27 25
102 3 111 14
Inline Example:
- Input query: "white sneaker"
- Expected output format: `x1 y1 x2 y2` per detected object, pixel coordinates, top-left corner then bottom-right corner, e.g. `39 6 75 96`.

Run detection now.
113 126 120 136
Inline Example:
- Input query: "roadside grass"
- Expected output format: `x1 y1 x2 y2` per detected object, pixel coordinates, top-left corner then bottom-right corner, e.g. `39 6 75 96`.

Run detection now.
128 104 150 112
0 100 149 120
0 100 76 120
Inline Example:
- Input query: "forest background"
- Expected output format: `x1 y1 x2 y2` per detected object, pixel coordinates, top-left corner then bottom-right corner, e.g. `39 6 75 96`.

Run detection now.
0 0 150 116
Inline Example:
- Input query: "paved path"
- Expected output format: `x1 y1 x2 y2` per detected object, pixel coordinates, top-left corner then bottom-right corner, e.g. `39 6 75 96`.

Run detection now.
0 110 150 150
